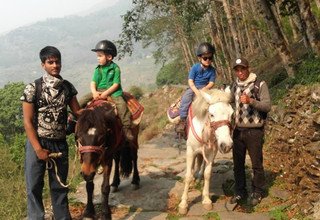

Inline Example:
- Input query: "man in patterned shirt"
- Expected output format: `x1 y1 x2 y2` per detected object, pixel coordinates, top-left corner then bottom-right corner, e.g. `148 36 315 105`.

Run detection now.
21 46 81 219
229 57 271 206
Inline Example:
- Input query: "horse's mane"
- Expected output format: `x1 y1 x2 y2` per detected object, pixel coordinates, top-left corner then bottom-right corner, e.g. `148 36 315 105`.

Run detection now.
192 89 232 121
77 103 117 134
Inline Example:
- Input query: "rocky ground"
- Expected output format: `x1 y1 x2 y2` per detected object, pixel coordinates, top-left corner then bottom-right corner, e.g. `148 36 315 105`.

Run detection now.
263 84 320 219
69 129 270 220
65 84 320 220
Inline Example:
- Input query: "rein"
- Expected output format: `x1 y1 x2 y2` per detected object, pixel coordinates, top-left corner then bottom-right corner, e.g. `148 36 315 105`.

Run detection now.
45 147 79 188
189 105 233 164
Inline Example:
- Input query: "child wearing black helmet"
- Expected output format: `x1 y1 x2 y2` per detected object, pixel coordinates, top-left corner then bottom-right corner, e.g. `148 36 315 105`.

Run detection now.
90 39 134 141
176 42 216 134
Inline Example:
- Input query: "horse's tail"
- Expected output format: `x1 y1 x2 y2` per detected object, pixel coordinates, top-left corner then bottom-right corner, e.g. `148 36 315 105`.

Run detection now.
120 144 133 178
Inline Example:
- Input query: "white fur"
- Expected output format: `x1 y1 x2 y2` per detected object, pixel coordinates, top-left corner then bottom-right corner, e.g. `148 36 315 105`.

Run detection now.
178 88 234 215
88 127 97 135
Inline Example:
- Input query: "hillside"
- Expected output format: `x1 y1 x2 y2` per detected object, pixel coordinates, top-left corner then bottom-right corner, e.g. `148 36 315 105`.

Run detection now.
0 0 160 96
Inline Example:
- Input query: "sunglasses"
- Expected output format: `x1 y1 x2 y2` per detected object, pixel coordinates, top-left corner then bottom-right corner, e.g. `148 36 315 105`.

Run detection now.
201 56 213 61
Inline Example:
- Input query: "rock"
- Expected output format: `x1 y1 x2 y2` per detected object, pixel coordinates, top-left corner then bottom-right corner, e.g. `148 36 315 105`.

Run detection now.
311 132 320 141
313 200 320 220
313 111 320 125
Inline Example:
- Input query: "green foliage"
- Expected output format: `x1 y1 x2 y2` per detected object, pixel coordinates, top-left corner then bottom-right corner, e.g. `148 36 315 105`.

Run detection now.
128 86 144 100
270 55 320 103
10 133 26 167
268 205 289 220
203 212 221 220
0 82 25 142
166 213 180 220
156 60 187 86
0 147 26 219
117 0 208 67
269 70 288 88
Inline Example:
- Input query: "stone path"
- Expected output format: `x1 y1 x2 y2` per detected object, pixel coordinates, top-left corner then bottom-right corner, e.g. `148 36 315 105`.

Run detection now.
71 130 271 220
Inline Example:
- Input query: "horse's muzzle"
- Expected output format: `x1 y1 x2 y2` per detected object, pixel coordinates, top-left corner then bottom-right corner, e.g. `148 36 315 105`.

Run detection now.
81 171 96 182
219 142 233 154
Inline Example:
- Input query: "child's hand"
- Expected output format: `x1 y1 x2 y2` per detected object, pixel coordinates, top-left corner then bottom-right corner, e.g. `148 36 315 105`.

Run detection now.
93 92 101 100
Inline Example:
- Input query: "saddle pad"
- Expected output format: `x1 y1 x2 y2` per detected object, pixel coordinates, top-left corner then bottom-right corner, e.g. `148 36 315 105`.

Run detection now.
167 98 181 119
123 92 144 120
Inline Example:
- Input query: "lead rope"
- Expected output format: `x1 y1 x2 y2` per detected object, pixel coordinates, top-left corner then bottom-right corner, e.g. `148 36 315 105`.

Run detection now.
46 145 79 188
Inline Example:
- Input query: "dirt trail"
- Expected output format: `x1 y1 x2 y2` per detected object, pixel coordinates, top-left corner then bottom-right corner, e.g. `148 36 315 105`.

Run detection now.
70 128 271 220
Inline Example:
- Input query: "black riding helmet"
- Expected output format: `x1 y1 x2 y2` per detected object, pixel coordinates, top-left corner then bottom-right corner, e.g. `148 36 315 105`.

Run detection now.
91 40 117 57
196 42 215 57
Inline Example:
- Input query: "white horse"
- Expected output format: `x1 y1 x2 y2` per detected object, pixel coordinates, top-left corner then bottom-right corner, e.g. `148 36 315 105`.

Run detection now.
178 87 234 215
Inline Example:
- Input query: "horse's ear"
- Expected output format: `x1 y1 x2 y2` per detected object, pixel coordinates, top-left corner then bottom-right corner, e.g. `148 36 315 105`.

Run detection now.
200 90 212 103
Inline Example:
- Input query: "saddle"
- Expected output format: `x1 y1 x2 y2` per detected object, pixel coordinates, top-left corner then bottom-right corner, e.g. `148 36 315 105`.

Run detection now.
87 92 144 126
167 98 181 124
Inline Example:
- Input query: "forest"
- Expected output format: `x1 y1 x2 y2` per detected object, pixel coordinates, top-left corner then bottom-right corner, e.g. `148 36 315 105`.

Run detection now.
1 0 320 219
116 0 320 88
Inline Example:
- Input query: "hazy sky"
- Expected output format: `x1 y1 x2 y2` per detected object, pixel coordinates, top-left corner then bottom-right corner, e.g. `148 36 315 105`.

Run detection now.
0 0 119 34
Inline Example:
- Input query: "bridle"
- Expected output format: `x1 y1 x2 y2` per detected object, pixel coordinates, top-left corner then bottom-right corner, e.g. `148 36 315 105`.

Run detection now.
210 119 232 133
77 141 105 163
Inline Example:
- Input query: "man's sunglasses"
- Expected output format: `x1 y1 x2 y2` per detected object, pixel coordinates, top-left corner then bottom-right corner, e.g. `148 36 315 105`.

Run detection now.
201 56 213 61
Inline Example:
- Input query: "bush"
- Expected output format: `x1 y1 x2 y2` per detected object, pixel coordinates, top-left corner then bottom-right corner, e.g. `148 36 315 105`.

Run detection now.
0 82 25 142
128 86 144 100
156 60 187 86
269 70 288 88
10 133 26 167
270 55 320 103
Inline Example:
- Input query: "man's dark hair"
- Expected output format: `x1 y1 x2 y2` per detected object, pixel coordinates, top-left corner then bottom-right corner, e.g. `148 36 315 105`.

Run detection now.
39 46 61 63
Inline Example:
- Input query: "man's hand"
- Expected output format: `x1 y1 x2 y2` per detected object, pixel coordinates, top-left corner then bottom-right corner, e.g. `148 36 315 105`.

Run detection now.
35 148 50 161
240 92 252 104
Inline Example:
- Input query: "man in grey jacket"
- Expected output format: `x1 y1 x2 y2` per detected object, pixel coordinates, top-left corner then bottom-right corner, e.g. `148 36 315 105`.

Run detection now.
229 57 271 206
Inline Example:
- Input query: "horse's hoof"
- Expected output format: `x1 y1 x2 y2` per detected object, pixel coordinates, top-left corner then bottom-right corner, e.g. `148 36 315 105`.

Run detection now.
178 206 188 215
111 186 118 193
83 208 95 219
203 202 213 210
131 184 139 190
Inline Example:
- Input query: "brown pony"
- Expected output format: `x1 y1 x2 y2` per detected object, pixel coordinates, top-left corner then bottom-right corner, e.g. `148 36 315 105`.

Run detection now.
75 101 140 220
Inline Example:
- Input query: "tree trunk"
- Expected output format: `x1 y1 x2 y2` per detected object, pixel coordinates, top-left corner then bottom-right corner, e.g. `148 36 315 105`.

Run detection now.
222 0 242 57
171 6 192 71
292 12 312 49
289 16 300 42
297 0 320 55
256 0 295 77
239 0 254 53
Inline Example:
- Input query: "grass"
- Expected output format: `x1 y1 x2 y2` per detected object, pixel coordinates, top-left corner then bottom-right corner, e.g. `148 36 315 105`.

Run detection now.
0 136 81 219
268 205 290 220
203 212 221 220
0 147 26 219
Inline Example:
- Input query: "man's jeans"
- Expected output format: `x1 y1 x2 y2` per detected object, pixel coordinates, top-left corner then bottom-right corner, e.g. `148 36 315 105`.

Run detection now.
25 138 71 220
